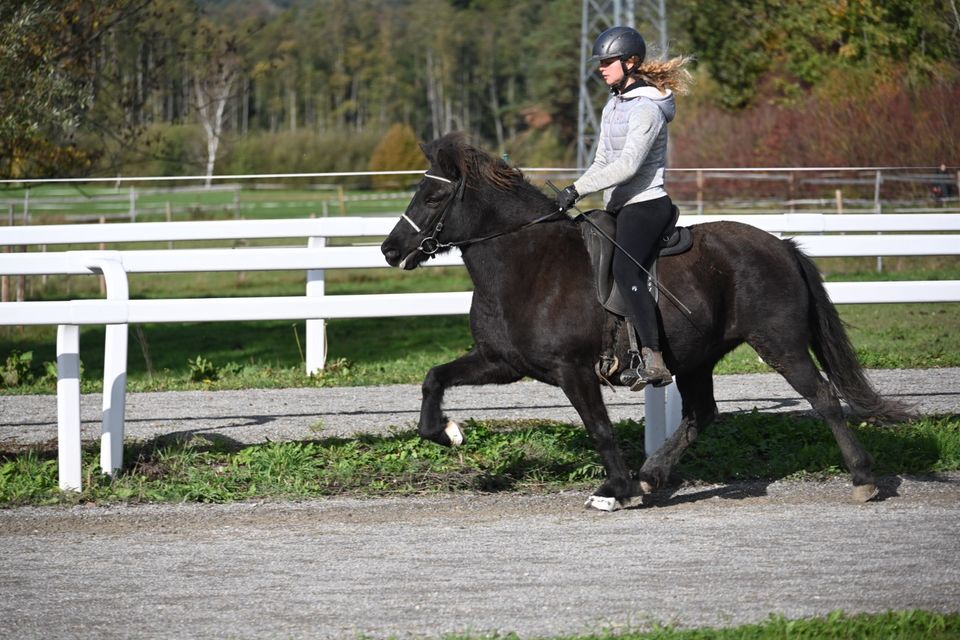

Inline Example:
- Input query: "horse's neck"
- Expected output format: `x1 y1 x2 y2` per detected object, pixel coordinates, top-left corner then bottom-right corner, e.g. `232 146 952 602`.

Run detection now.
460 217 579 299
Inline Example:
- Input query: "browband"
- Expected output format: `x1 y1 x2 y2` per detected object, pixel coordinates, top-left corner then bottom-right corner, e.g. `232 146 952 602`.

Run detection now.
424 172 452 184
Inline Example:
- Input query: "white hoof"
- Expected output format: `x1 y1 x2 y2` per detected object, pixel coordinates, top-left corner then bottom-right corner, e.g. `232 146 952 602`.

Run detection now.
444 420 464 447
584 495 630 512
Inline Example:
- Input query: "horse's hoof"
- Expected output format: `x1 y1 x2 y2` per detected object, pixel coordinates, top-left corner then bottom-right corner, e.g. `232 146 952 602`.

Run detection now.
852 483 879 503
639 480 656 495
584 495 630 512
444 420 464 447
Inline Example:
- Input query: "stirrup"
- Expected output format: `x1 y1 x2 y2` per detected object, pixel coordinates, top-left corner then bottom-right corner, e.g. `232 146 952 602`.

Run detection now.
620 368 647 391
619 350 646 391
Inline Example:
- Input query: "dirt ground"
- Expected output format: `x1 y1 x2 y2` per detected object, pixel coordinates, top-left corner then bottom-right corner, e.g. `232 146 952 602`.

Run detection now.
2 369 959 638
2 474 959 639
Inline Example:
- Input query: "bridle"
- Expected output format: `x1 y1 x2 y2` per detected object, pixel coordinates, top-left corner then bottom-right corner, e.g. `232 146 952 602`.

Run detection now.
399 172 467 256
398 171 562 258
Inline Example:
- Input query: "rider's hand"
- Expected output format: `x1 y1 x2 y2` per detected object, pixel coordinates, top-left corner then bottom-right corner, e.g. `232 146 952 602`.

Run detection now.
556 185 580 216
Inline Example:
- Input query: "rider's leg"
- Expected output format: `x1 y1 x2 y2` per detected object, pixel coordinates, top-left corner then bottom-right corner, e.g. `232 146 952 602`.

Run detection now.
610 196 674 389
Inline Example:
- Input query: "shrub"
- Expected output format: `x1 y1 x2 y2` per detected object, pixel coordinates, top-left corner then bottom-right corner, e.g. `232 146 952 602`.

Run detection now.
369 123 425 188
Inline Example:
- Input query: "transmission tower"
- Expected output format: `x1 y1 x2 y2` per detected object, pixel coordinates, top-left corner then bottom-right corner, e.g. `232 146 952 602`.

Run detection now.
576 0 668 169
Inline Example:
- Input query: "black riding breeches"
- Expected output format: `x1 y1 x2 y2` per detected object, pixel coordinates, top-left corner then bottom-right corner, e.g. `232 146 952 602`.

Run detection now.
611 195 675 351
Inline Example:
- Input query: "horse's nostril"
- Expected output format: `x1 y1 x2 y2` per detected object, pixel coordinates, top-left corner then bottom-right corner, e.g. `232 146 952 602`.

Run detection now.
383 246 400 264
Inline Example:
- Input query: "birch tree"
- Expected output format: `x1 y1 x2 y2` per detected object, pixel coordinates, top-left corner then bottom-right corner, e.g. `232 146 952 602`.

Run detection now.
193 23 241 186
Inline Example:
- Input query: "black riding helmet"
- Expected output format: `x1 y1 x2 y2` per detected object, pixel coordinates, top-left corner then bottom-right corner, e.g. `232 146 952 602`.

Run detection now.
590 26 646 93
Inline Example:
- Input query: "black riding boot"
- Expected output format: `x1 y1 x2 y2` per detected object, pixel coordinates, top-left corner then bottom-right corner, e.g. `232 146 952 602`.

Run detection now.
620 347 673 391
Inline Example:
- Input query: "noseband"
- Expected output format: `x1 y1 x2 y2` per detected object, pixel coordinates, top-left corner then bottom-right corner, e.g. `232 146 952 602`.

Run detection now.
398 171 562 259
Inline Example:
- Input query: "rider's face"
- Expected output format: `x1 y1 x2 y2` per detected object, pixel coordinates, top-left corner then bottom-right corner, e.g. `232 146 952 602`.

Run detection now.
598 57 625 87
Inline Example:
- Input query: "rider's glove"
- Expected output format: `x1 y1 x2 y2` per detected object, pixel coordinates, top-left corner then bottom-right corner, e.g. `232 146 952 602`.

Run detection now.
556 185 580 218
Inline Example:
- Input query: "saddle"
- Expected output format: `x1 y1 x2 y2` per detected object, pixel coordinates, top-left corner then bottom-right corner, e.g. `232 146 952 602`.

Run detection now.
580 205 693 317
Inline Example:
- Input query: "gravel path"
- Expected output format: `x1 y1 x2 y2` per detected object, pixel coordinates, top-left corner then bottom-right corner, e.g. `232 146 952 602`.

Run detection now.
1 369 959 639
2 368 959 448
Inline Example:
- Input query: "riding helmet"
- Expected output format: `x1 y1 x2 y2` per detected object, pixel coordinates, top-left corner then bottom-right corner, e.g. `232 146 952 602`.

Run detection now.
590 26 646 64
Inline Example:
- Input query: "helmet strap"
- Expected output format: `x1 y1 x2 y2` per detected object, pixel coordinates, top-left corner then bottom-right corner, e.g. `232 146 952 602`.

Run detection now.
611 58 639 94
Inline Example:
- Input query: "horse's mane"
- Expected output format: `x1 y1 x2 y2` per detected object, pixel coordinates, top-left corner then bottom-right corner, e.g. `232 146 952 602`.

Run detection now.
424 132 534 194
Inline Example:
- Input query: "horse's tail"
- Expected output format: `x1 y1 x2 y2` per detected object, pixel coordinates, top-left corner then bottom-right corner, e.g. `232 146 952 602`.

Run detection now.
785 239 915 422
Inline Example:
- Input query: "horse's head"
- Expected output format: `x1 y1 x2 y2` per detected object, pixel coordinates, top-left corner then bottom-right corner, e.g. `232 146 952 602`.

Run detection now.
381 133 524 270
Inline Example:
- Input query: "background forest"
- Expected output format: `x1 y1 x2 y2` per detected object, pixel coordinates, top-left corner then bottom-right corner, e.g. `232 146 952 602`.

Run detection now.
1 0 958 180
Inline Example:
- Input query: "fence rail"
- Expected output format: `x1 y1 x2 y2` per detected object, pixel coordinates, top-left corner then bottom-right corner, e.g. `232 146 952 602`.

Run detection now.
2 212 959 492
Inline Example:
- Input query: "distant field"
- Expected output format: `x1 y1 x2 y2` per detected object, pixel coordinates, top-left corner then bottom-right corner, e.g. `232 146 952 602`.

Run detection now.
0 183 414 224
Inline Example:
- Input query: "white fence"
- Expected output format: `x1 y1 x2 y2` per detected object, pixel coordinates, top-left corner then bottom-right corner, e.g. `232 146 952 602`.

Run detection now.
2 212 960 491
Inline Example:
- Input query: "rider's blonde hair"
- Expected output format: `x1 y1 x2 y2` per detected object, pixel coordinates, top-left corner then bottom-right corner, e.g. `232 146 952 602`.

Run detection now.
632 55 695 95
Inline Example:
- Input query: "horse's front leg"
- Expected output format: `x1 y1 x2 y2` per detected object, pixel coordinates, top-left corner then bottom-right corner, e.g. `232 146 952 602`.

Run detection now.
558 367 634 511
419 348 521 447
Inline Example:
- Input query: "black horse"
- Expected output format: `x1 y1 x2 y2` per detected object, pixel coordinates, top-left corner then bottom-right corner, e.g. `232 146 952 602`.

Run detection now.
381 133 909 510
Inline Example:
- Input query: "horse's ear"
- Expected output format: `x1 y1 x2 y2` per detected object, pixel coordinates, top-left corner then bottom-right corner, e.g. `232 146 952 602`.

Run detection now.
433 144 462 182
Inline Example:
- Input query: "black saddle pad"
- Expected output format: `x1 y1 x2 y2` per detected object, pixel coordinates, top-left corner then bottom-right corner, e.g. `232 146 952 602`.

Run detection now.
579 206 693 317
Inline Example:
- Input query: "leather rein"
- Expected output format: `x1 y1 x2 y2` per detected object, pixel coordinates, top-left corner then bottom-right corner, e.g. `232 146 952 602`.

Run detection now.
399 172 562 256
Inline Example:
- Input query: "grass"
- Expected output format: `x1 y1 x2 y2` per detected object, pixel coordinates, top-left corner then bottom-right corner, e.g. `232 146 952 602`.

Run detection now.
2 413 958 506
539 610 960 639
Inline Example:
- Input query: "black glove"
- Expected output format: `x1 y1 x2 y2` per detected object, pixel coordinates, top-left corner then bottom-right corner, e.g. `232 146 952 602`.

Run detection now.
555 185 580 216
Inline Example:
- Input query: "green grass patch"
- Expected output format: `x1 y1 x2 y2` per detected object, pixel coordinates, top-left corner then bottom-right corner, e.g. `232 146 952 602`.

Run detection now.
544 610 960 640
3 414 958 507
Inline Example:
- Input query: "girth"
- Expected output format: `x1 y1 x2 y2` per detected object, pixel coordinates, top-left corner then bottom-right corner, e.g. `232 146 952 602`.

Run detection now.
579 205 693 317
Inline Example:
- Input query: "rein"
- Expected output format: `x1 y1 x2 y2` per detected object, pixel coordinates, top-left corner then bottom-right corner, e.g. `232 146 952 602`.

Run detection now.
399 172 563 256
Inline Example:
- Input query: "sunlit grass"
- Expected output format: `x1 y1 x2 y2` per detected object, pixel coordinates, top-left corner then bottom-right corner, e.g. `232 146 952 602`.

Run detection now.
3 414 957 507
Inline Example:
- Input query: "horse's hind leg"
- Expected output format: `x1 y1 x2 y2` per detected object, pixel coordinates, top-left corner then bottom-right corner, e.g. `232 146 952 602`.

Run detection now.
558 367 633 510
638 363 718 493
752 342 878 502
419 348 521 447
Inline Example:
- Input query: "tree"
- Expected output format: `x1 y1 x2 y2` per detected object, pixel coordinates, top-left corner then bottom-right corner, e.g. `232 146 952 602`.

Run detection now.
0 1 152 178
193 22 242 186
684 0 960 110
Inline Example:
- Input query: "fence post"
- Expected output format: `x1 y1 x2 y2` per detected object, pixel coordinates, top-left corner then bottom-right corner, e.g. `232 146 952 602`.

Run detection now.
644 386 666 456
306 235 326 374
696 170 704 215
2 205 11 302
98 217 108 295
166 202 174 249
644 380 683 456
874 170 883 273
128 186 137 222
95 256 129 476
788 172 795 213
57 324 83 492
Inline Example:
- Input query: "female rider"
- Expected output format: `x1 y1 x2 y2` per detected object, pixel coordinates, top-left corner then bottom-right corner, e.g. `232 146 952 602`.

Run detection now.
555 26 692 390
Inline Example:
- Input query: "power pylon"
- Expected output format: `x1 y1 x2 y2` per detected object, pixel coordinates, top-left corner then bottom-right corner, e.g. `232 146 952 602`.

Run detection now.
576 0 668 169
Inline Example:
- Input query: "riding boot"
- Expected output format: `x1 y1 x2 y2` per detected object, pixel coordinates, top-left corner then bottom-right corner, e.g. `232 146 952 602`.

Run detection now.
640 347 673 388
